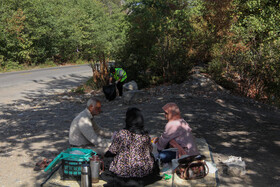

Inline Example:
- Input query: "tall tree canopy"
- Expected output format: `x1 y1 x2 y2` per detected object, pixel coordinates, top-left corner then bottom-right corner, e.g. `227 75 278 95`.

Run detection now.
1 0 279 104
0 0 126 67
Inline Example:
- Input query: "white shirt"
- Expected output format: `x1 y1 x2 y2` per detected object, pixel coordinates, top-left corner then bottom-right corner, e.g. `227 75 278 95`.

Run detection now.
69 108 112 147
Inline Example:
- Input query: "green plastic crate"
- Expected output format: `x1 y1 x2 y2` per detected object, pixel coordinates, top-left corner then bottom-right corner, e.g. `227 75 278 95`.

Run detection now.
44 147 96 177
60 148 96 161
61 148 96 179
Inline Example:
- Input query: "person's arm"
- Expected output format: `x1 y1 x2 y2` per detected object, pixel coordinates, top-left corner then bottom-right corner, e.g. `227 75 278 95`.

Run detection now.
91 119 114 138
108 131 122 154
156 122 177 151
115 70 124 83
78 117 105 147
169 139 187 158
151 137 159 143
148 137 153 153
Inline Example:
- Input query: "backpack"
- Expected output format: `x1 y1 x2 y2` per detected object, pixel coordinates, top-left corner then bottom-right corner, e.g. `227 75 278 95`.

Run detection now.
175 155 209 180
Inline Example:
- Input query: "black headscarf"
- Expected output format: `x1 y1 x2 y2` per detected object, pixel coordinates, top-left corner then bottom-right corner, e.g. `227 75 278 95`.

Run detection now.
124 107 148 135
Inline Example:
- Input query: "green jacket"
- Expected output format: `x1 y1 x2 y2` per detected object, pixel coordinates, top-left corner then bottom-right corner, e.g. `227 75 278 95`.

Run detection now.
111 68 127 82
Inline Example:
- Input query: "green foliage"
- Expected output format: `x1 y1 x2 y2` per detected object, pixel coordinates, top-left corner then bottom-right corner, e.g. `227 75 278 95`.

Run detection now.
72 77 99 94
0 0 126 69
117 0 197 87
207 0 280 104
72 86 86 94
1 0 279 105
0 60 23 71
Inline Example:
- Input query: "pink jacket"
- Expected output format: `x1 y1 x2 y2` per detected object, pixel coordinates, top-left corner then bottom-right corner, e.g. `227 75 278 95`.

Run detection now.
156 119 199 156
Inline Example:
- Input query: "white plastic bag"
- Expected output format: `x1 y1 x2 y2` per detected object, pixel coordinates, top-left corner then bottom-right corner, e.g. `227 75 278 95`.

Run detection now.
205 161 218 174
151 143 158 157
160 162 173 175
222 156 246 176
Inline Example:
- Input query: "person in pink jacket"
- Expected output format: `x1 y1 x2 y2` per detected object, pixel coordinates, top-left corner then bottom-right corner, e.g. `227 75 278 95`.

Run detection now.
153 103 199 163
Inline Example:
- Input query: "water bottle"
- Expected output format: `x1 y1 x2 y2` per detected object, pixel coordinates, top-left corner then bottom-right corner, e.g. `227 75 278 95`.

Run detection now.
81 163 92 187
90 155 104 183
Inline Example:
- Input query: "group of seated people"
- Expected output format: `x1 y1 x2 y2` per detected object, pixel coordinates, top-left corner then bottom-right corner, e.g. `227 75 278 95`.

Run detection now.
69 98 199 186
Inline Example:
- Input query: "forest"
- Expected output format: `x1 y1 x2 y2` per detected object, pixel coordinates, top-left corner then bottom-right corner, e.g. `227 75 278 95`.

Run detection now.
0 0 279 105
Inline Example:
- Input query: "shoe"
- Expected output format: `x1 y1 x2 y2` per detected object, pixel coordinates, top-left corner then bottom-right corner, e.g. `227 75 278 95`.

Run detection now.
34 158 53 171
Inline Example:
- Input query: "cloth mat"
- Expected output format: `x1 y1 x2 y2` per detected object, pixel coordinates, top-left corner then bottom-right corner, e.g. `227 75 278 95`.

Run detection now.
42 138 218 187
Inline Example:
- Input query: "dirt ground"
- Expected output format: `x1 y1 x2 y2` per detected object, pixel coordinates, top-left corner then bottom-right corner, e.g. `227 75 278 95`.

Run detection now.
0 73 279 187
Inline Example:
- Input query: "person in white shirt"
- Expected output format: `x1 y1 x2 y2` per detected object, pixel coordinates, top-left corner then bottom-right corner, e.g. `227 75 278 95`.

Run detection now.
69 98 114 155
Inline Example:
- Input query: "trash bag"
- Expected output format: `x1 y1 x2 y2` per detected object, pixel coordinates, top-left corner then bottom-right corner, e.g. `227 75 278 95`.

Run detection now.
103 84 116 101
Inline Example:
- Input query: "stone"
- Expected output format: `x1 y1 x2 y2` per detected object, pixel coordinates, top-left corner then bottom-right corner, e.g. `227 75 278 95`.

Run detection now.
222 156 246 177
123 80 138 92
123 90 148 104
226 164 246 177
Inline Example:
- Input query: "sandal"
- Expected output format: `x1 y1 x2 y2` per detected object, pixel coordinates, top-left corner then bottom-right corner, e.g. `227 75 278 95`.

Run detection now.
34 158 53 171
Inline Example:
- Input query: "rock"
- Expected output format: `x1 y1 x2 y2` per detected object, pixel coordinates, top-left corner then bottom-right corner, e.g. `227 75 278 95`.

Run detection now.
123 80 138 91
226 164 246 177
62 96 70 99
222 156 246 177
123 90 148 104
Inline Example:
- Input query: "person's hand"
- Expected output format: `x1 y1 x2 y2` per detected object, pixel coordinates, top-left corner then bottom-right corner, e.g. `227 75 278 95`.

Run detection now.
178 147 187 158
151 137 159 144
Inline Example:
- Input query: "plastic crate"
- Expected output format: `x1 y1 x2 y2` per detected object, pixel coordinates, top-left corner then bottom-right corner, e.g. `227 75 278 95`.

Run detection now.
60 148 96 179
61 159 88 179
60 148 96 161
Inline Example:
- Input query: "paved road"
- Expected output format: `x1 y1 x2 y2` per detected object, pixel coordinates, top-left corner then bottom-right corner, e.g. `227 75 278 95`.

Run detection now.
0 64 92 104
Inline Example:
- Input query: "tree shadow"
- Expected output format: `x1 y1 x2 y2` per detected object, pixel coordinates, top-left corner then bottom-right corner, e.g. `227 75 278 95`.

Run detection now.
1 78 280 186
169 93 280 187
0 74 97 185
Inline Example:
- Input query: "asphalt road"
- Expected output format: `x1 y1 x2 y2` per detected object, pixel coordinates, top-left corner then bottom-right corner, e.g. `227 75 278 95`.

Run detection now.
0 64 92 104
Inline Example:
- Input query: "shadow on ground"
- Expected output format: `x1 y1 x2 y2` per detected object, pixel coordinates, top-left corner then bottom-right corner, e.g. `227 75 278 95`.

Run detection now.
0 76 280 187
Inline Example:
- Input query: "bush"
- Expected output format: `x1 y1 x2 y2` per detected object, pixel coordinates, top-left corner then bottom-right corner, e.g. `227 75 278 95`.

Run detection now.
0 60 23 72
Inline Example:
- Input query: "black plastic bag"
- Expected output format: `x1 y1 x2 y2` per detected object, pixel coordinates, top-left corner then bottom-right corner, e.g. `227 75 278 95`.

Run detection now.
103 84 116 101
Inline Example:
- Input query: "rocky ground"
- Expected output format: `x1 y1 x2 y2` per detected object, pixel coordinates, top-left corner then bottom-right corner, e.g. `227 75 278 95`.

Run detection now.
0 72 280 186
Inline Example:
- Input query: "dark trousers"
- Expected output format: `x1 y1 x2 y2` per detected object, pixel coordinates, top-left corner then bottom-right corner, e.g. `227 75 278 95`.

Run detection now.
116 81 124 96
158 150 177 163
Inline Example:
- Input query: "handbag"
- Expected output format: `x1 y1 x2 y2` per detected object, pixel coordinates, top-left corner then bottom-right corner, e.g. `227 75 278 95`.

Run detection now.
175 155 209 180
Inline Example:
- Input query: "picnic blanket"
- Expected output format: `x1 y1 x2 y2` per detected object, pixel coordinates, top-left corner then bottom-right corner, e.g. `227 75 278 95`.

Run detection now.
42 138 218 187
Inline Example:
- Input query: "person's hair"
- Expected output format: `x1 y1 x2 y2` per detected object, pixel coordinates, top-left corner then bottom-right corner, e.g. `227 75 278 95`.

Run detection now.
110 67 115 73
87 98 100 108
125 107 147 135
162 102 181 121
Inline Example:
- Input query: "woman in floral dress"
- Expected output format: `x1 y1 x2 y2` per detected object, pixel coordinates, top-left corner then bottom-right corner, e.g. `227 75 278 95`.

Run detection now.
101 107 160 186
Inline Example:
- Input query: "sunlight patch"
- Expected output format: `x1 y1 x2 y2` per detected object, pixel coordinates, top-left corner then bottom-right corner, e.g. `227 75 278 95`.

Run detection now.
221 142 231 147
273 141 280 146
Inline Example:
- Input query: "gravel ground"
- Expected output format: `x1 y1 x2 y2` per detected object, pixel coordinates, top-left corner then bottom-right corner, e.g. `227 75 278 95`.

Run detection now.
0 73 279 187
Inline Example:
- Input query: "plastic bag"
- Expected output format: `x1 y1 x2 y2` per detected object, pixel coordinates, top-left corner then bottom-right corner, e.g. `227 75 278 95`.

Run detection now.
222 156 246 176
69 150 85 155
151 143 158 157
160 162 172 176
103 84 116 101
205 161 218 174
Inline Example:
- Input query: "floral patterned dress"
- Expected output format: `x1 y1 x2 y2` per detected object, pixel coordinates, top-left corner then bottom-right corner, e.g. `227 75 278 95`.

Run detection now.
109 129 154 178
